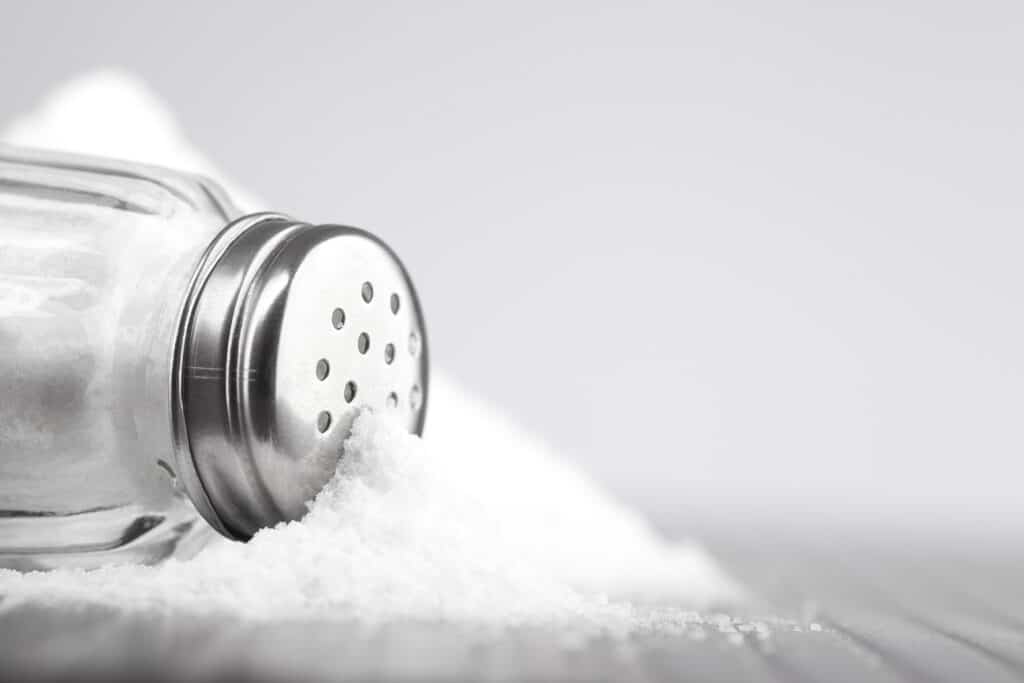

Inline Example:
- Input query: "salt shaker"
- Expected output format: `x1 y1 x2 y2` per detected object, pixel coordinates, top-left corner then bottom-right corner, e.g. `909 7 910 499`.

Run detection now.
0 146 428 570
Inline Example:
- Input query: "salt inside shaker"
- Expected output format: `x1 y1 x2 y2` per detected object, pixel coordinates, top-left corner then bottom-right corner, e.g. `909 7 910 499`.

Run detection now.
0 145 428 570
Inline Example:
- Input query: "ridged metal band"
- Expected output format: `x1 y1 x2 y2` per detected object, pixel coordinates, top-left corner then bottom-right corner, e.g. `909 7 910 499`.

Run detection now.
170 213 296 539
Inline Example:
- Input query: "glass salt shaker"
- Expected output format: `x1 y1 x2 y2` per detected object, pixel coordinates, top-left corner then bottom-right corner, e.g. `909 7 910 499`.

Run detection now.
0 145 429 570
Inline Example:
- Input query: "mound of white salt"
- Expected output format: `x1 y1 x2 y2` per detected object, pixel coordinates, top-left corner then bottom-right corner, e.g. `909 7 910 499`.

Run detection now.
0 394 734 623
0 71 740 625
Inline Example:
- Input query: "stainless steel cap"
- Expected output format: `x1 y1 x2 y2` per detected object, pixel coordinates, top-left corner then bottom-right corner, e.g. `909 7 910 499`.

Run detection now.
172 213 429 540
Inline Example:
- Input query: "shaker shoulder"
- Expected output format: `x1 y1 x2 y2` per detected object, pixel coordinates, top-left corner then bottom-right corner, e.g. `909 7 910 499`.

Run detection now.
0 144 240 222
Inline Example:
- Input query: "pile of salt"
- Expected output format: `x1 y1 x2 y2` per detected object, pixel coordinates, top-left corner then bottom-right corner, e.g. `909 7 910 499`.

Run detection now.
0 377 737 626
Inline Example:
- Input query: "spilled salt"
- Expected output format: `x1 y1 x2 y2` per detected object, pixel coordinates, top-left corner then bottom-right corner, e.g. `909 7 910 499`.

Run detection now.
0 376 737 625
0 71 741 628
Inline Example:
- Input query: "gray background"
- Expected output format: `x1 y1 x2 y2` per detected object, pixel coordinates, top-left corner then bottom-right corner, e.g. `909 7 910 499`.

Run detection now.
3 1 1022 531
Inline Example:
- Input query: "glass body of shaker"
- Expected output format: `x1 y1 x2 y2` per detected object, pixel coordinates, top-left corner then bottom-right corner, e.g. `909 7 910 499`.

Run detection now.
0 146 239 569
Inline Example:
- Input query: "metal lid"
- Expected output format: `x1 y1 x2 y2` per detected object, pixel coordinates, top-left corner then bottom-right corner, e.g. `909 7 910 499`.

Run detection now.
172 213 429 540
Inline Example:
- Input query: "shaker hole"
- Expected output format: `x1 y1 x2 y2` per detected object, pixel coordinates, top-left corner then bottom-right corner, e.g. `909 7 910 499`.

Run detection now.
410 384 423 411
384 343 395 365
317 411 332 433
408 331 421 357
358 332 370 354
344 381 358 403
386 392 399 409
316 358 330 381
362 282 374 303
332 308 346 329
390 293 400 314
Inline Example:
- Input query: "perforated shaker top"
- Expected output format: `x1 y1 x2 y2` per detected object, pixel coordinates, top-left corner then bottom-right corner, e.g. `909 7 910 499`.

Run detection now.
172 214 428 540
